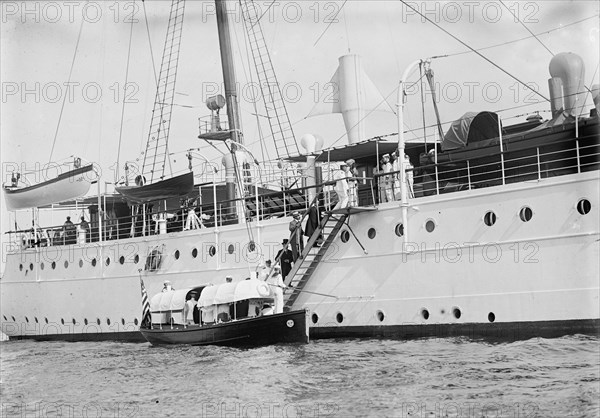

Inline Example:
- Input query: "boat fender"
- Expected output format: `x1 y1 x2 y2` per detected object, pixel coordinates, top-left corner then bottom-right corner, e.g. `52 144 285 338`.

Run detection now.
257 283 270 297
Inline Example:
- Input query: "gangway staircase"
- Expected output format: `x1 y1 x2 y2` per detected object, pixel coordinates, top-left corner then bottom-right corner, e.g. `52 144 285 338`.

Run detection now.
239 0 300 159
282 212 348 311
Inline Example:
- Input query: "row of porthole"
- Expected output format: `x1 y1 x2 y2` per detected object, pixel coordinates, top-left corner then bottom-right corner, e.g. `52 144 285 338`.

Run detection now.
19 243 234 272
3 315 139 327
310 307 497 324
338 199 592 242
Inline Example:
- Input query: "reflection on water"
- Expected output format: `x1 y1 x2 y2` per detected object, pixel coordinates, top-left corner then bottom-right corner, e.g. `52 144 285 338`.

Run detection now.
1 336 598 417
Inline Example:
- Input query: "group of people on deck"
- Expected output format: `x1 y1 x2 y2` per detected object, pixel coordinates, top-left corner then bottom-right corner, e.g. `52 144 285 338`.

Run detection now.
377 151 414 203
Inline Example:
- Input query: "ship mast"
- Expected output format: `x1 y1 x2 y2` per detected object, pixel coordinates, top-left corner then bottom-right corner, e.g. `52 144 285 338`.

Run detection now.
215 0 242 146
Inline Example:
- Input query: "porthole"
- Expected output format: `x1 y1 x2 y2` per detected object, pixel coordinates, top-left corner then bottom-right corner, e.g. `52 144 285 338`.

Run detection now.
84 318 88 325
25 317 29 323
72 318 76 325
174 250 180 260
483 211 496 226
228 244 235 254
248 241 256 252
105 257 110 266
336 312 344 323
11 316 16 322
367 228 377 239
64 260 69 269
51 261 56 270
134 318 139 326
106 318 111 325
453 307 462 319
61 318 65 325
96 318 101 325
79 259 83 268
311 313 319 324
488 312 495 323
395 223 404 237
44 317 48 324
91 258 97 267
208 246 216 257
19 264 23 271
577 199 591 215
40 262 45 270
119 256 125 265
192 248 198 258
376 310 385 322
121 318 125 326
134 255 140 264
34 317 38 323
340 230 350 243
519 206 533 222
3 315 7 321
425 219 436 233
421 309 430 320
29 263 34 271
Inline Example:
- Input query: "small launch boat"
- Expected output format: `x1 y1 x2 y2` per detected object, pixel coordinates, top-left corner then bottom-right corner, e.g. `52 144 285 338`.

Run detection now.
139 279 309 347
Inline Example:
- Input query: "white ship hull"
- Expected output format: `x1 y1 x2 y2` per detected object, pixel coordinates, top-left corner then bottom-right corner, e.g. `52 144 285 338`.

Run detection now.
2 171 598 341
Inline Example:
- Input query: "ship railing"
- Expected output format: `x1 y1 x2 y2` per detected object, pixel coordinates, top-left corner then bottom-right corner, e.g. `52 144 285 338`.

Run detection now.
380 133 600 200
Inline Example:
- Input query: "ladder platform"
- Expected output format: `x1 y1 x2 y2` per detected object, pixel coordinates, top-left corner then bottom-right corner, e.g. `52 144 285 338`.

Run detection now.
328 206 378 215
198 130 233 141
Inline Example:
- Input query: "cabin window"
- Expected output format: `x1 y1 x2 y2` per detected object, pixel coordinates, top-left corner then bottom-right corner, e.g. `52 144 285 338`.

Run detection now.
11 316 16 322
19 264 23 271
228 244 235 254
61 318 65 325
119 256 125 265
192 248 198 258
453 307 462 319
488 312 495 323
34 317 38 323
40 262 44 270
134 318 139 326
395 223 404 237
134 255 140 264
79 259 83 268
483 211 496 226
25 317 29 323
248 241 256 252
105 257 111 266
2 315 7 321
174 250 180 260
367 228 377 239
121 318 125 326
44 317 48 324
72 318 76 325
91 258 97 267
29 263 34 271
311 313 319 324
96 318 101 325
336 312 344 323
208 246 216 257
577 199 591 215
64 261 69 269
421 309 430 320
519 206 533 222
84 318 88 325
340 230 350 243
425 220 436 233
106 318 111 325
51 262 56 270
376 310 385 322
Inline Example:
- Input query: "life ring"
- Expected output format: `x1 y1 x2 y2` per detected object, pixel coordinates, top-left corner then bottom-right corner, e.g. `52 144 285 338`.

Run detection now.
257 282 270 297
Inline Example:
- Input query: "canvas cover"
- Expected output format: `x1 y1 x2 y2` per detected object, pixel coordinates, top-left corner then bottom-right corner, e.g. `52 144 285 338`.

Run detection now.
442 111 501 151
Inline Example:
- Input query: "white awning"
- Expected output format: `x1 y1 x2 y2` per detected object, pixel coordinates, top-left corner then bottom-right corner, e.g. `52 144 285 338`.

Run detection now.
150 288 192 312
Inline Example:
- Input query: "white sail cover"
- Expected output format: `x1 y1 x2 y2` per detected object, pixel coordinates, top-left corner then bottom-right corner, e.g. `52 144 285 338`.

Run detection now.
150 288 192 312
198 280 272 307
307 54 392 144
3 165 94 211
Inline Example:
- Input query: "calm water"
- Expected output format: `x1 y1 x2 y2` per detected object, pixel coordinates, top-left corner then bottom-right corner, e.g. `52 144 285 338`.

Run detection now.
0 336 598 418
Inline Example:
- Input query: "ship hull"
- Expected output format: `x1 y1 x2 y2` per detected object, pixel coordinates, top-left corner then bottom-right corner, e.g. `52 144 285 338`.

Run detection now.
2 171 599 341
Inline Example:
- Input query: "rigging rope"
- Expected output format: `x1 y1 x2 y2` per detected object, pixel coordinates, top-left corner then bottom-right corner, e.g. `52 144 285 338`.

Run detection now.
313 0 348 47
48 13 85 163
399 0 550 103
115 3 137 184
498 0 554 56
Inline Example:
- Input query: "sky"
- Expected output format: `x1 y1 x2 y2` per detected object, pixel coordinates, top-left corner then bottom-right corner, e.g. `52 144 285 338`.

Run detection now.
1 0 599 270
